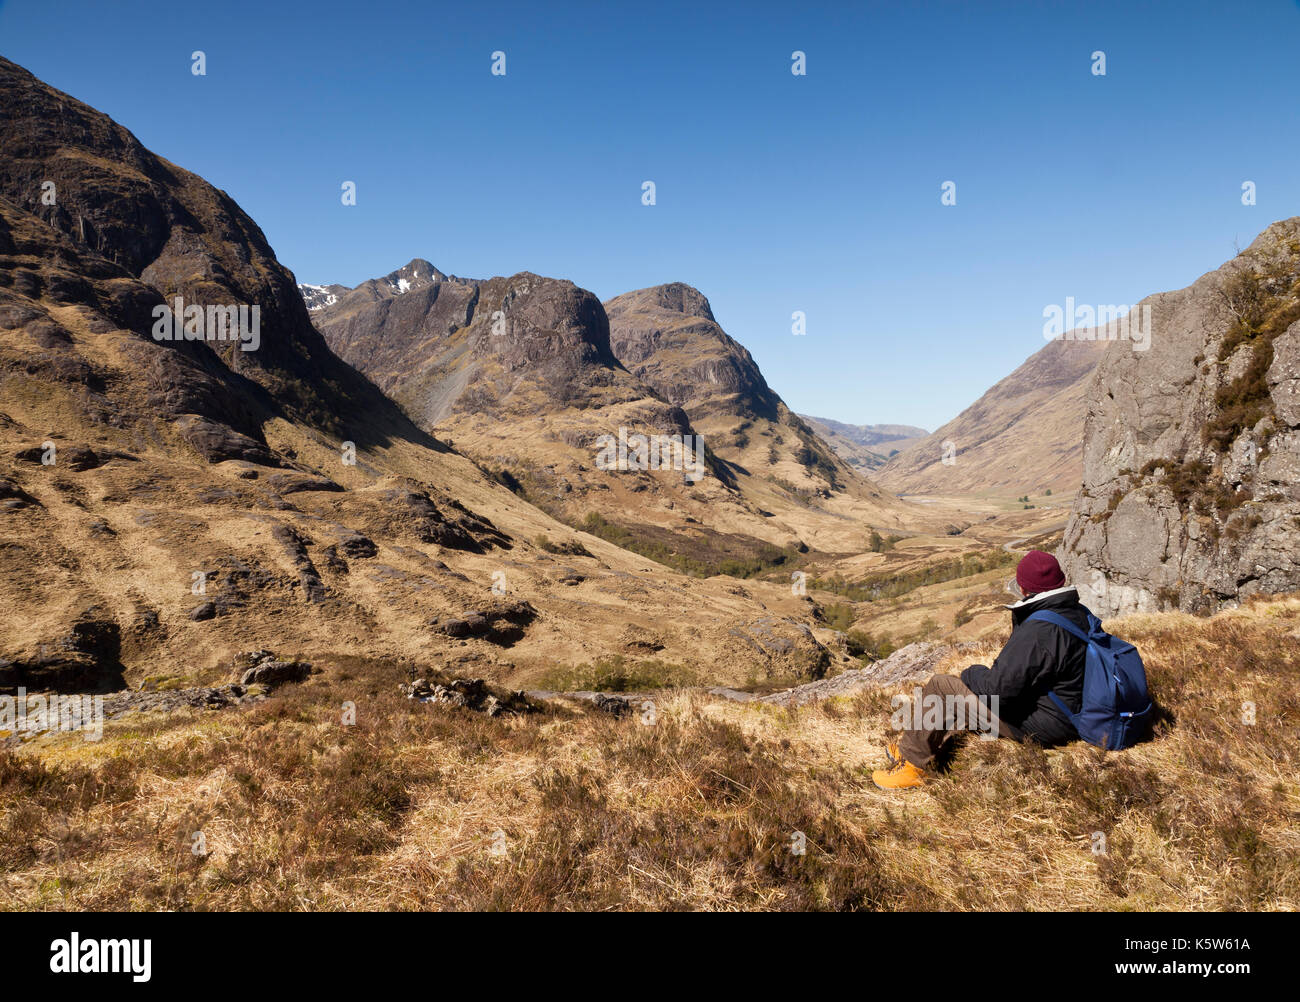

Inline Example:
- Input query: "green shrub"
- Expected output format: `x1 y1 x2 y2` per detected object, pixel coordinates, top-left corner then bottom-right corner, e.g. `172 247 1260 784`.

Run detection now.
845 628 893 660
1204 260 1300 452
579 513 796 579
811 549 1015 604
821 603 856 632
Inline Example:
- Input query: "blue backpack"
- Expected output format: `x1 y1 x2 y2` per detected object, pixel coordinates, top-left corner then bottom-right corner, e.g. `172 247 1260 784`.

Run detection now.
1026 609 1153 750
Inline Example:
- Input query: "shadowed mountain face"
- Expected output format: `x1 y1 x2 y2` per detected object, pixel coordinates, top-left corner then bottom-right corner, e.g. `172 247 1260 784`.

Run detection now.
874 337 1109 497
0 57 851 695
311 261 639 425
1063 218 1300 617
603 283 880 503
0 57 409 450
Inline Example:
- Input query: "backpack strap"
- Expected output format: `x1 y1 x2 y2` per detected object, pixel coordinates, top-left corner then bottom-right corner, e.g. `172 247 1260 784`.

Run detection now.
1026 609 1090 722
1026 609 1090 643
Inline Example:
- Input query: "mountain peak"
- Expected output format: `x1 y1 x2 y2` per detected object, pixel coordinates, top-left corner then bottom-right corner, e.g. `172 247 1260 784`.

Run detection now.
603 282 886 500
297 259 452 312
609 283 715 324
377 258 447 296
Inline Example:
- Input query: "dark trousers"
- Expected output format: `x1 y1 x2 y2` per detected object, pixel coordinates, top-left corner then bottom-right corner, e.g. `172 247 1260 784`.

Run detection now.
896 673 1023 769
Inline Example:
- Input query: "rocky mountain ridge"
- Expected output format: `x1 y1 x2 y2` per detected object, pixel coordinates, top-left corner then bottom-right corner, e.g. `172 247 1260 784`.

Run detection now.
308 268 920 558
602 282 894 507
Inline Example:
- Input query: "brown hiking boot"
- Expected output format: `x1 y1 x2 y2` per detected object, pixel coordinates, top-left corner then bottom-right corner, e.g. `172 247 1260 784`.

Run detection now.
885 737 902 767
872 758 927 790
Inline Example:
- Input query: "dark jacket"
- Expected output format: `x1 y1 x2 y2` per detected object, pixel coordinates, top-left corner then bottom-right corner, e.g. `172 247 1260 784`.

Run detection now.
960 586 1088 746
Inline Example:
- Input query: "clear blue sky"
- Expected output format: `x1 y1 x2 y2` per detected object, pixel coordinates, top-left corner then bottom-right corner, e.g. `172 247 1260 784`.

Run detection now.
3 0 1297 430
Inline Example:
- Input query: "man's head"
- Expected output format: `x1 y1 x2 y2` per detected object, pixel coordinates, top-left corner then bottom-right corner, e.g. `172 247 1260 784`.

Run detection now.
1016 550 1066 598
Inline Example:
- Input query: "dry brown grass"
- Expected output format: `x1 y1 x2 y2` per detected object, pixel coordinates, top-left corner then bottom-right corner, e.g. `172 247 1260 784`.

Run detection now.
3 598 1298 911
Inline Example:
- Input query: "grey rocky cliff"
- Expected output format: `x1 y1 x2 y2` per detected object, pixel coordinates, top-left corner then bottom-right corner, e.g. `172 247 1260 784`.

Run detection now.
1062 218 1300 616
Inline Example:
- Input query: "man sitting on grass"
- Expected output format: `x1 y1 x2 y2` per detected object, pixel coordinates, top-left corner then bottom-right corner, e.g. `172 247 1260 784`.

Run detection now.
872 550 1089 791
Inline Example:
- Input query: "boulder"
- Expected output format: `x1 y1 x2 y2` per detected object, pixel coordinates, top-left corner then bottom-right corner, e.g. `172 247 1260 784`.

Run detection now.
233 650 313 688
431 600 537 645
728 616 831 680
174 415 280 466
0 476 38 509
0 610 125 693
400 675 530 716
271 523 326 603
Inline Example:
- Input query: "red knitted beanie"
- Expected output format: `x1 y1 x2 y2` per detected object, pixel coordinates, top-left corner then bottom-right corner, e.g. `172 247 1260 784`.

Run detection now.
1016 550 1066 595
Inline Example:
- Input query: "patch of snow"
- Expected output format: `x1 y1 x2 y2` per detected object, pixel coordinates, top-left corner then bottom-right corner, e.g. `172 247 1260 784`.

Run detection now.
298 284 339 311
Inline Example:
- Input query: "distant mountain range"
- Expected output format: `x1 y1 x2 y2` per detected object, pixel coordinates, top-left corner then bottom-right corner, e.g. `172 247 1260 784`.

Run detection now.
797 416 927 471
303 259 711 516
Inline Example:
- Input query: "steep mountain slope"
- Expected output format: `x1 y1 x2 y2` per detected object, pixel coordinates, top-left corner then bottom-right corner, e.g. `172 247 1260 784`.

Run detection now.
0 58 401 447
0 56 849 694
602 283 910 526
1062 219 1300 616
302 263 766 537
874 338 1109 496
798 415 927 472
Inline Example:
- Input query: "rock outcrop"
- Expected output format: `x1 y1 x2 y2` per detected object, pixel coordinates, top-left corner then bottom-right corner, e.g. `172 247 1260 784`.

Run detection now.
233 649 315 687
753 641 952 705
0 610 125 693
1062 218 1300 616
431 599 537 646
728 616 832 680
401 675 532 717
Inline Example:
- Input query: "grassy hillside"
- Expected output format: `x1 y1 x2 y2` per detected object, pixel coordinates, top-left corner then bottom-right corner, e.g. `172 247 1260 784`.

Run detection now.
876 337 1108 497
3 595 1296 910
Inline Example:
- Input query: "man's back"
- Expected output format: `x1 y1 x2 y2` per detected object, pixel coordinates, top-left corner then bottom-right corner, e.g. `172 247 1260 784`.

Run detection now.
960 585 1090 746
